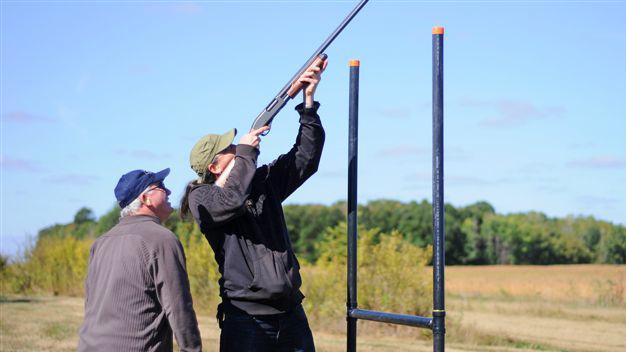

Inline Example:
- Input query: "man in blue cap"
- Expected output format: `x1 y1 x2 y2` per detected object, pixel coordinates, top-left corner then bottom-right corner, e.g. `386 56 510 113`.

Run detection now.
78 168 202 352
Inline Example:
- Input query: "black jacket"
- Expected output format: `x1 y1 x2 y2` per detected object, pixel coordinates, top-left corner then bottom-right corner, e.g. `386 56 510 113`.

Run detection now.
188 102 325 315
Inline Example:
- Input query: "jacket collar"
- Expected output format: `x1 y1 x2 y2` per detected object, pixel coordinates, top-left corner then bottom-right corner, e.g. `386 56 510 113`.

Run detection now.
118 214 161 225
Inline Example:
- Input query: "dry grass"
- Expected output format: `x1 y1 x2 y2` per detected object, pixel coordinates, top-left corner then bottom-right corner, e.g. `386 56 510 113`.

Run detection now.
449 297 626 352
445 265 626 352
0 296 543 352
446 265 626 304
0 297 82 352
2 265 625 351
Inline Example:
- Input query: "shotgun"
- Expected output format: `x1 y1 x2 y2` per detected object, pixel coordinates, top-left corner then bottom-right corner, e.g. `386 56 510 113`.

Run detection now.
251 0 370 132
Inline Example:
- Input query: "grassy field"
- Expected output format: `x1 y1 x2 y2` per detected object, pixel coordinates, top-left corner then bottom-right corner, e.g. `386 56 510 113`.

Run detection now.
446 265 626 304
1 265 625 352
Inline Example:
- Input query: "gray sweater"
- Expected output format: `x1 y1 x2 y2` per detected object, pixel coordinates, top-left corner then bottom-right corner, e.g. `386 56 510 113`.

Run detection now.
78 215 202 352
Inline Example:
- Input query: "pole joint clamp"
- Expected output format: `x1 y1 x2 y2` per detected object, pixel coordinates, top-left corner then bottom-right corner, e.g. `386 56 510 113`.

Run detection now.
432 310 446 317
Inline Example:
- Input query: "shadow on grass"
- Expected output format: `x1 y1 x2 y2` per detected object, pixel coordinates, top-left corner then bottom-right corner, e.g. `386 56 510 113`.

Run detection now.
0 296 40 303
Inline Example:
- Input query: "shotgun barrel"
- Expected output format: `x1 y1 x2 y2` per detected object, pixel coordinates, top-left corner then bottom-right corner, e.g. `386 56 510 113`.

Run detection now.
251 0 370 131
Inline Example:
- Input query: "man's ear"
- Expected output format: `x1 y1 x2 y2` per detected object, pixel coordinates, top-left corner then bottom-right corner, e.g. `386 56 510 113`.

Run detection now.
208 163 220 176
141 192 151 206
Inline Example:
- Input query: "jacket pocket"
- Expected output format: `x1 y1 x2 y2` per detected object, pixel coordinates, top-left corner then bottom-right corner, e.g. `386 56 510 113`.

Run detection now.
282 250 302 292
248 248 299 300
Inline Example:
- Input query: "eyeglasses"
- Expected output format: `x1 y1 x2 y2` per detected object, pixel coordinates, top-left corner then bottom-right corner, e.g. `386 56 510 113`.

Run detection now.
146 182 170 195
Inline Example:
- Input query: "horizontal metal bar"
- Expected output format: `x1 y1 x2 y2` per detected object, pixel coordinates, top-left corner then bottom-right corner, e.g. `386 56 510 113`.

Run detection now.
349 309 433 329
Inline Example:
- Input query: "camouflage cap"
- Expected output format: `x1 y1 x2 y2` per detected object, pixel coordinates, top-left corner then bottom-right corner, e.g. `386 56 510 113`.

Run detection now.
189 128 236 179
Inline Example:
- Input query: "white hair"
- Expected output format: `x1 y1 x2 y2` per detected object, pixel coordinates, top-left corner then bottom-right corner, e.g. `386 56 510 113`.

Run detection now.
119 185 154 218
120 198 142 218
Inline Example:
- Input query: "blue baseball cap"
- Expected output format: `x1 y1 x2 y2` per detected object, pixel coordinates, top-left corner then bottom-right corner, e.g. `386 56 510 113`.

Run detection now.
114 168 170 208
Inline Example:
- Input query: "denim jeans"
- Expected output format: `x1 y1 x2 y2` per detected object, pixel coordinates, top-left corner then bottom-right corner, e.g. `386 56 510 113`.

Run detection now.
219 304 315 352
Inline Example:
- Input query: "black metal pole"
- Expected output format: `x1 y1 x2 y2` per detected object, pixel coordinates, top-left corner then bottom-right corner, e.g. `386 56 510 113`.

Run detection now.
432 27 446 352
347 59 360 352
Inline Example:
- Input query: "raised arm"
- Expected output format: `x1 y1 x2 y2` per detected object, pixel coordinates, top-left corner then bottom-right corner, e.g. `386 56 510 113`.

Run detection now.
266 62 327 202
267 102 325 202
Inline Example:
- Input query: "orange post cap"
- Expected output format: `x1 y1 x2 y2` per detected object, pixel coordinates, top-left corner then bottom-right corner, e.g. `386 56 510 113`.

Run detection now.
432 27 444 35
349 59 360 67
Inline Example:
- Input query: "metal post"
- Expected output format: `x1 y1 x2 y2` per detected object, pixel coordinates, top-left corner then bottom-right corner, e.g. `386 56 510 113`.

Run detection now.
347 59 360 352
343 28 446 351
432 26 446 352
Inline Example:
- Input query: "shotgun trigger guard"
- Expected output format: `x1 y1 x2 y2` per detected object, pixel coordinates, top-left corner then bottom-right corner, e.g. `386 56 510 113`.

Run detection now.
261 125 271 136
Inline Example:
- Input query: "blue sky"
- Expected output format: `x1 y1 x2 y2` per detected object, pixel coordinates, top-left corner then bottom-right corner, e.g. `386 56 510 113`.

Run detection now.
2 1 625 256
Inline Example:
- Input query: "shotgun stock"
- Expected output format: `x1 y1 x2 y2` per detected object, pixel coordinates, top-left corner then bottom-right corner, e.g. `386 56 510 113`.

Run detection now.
250 0 369 132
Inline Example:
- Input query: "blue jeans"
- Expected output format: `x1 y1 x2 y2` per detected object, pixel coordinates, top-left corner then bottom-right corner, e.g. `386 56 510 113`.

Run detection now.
219 304 315 352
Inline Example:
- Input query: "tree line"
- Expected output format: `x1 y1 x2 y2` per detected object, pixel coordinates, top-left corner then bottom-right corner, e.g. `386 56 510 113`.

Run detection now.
33 199 626 265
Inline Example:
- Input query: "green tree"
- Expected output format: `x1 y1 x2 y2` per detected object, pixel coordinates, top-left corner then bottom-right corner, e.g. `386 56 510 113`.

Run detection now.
94 205 120 235
359 199 406 235
459 201 495 264
458 201 495 223
461 217 489 264
74 207 96 224
284 203 344 262
597 225 626 264
444 203 467 265
397 200 432 247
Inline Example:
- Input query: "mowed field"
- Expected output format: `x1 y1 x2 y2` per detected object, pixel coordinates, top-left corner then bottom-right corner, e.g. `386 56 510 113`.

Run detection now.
1 265 625 352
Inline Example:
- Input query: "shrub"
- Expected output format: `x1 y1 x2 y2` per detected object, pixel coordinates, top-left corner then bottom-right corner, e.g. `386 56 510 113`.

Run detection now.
304 223 432 326
175 221 221 311
3 236 93 296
